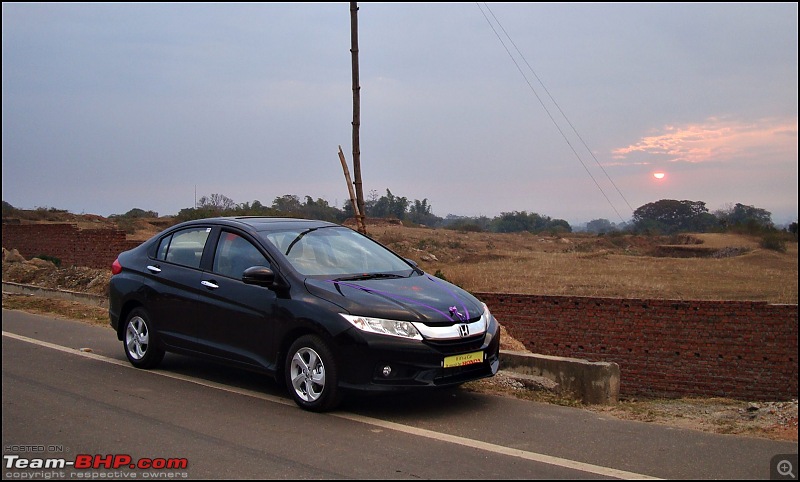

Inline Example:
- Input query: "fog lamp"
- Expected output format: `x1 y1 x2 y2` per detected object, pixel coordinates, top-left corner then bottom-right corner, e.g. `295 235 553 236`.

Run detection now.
382 366 392 377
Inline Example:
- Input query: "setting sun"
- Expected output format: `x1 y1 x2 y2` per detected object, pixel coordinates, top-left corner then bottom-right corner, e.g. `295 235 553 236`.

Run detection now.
653 172 666 180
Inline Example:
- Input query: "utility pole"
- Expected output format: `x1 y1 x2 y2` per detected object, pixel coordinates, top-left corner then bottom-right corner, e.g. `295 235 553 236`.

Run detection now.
350 1 367 234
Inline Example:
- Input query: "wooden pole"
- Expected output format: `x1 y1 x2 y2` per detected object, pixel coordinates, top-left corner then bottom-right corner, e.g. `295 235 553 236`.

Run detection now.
338 145 364 232
350 1 366 234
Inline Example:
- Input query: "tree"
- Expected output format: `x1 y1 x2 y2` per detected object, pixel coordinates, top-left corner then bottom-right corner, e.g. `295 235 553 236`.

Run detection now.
715 203 774 232
632 199 719 234
370 189 409 219
491 211 531 233
441 214 491 232
301 196 346 222
198 193 236 211
585 218 617 234
271 194 302 213
407 198 441 226
548 218 572 234
117 208 159 218
410 199 431 217
488 211 571 234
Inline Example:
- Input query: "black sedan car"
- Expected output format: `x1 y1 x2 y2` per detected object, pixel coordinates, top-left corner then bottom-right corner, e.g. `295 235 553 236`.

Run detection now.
109 217 500 411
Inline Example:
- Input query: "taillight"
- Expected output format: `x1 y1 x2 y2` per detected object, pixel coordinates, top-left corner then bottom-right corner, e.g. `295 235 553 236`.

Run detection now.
111 258 122 275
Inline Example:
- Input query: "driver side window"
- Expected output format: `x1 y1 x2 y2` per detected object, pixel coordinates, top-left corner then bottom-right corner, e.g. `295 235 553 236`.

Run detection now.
213 232 269 279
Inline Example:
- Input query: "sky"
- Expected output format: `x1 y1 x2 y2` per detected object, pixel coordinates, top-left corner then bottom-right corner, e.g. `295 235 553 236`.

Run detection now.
2 2 798 225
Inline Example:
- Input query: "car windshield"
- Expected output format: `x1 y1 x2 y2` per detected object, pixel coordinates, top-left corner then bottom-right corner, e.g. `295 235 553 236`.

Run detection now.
260 226 415 277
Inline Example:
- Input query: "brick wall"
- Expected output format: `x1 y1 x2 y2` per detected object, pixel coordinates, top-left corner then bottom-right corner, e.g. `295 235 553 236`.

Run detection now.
475 292 798 401
2 224 141 270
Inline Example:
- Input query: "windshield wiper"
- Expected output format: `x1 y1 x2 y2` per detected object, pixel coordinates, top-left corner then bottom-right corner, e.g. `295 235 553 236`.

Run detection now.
284 227 319 256
333 273 405 282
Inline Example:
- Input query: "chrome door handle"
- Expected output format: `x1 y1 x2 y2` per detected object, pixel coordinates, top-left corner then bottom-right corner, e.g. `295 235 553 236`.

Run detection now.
146 265 161 273
201 280 219 289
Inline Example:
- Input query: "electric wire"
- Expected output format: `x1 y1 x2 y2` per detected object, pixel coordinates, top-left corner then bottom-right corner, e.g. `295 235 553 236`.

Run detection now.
482 4 636 215
477 3 630 223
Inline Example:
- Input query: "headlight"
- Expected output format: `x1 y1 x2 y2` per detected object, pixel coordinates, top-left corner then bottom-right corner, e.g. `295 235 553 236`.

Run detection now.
481 302 494 344
482 302 493 329
340 314 423 340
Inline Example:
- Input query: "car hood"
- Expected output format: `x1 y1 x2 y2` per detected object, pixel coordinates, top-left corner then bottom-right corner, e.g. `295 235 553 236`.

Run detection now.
304 274 483 325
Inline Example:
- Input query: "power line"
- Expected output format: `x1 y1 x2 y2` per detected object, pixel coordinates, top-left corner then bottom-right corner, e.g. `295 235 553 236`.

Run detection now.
477 3 632 223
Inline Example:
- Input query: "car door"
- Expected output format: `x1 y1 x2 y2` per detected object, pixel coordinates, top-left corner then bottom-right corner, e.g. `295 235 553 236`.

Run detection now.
143 226 211 350
191 229 279 370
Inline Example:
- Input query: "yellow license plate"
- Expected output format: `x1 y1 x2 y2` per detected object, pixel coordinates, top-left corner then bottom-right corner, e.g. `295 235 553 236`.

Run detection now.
443 351 484 368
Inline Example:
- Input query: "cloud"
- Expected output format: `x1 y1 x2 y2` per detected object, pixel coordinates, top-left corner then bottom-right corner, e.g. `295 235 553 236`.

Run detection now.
611 117 798 165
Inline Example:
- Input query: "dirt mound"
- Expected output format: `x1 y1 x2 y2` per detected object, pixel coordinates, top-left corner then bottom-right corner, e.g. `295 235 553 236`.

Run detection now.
2 248 110 296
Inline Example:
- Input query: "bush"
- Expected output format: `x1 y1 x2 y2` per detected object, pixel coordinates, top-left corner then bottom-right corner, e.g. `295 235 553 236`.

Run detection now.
444 221 483 233
115 217 138 234
118 208 158 218
760 233 787 253
2 200 20 217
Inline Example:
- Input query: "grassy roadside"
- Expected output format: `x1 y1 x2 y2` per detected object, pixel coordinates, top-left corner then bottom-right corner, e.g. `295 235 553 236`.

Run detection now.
2 293 109 326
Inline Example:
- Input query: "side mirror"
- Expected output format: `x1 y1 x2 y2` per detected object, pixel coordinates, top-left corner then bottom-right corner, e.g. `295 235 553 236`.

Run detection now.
242 266 276 287
405 258 423 275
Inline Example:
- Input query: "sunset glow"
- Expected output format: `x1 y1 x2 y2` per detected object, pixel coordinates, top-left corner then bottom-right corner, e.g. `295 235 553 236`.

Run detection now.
653 172 666 180
612 117 797 165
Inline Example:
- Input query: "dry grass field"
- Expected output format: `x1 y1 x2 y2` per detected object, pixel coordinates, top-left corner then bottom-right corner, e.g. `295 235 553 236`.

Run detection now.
3 212 797 303
368 225 798 304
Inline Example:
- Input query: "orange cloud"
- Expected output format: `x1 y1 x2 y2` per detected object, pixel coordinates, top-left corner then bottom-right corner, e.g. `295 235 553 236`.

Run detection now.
612 117 798 164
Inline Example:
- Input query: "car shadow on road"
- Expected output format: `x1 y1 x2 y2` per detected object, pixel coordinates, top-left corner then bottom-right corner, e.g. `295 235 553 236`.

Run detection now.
156 353 288 397
342 386 496 417
155 353 498 417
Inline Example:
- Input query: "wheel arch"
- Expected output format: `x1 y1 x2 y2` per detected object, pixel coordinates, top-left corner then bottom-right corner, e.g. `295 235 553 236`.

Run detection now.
116 300 145 340
275 318 338 385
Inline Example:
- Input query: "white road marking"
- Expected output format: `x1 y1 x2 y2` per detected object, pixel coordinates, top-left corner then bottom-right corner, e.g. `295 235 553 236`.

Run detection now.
3 330 661 480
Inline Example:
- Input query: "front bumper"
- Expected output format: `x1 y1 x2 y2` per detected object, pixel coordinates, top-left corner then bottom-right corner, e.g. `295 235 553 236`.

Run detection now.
334 316 501 392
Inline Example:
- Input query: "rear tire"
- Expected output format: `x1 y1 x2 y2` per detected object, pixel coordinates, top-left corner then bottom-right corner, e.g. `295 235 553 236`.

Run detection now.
123 308 165 369
285 335 342 412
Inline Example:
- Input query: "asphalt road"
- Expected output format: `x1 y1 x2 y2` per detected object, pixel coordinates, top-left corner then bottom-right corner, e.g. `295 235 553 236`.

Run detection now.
2 309 797 480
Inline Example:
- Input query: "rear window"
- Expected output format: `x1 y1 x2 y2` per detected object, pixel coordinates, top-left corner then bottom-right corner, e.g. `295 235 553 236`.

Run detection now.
157 227 211 269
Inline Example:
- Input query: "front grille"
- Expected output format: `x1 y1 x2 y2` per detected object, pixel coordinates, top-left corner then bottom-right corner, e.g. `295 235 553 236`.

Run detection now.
424 334 485 354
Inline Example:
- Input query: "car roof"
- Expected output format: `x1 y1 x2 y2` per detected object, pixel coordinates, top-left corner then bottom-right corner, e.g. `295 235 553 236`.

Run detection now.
186 216 340 232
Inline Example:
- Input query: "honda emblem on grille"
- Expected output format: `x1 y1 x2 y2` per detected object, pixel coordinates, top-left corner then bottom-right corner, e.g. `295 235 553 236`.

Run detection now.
459 324 470 337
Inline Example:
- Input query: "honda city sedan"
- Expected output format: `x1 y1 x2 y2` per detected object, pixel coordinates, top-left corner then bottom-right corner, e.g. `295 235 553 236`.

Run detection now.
109 217 500 411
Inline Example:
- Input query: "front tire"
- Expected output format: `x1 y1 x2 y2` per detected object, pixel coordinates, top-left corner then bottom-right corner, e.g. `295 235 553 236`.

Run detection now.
123 308 165 369
285 335 342 412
